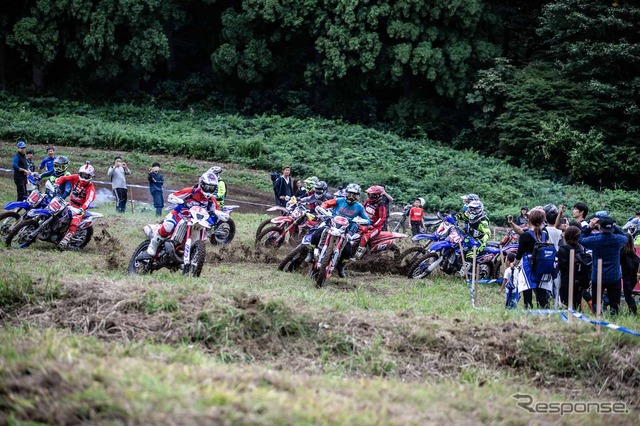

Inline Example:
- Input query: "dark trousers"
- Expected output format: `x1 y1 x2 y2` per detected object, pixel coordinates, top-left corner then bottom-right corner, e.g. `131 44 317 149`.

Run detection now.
114 188 128 213
14 177 27 201
622 280 638 315
522 287 550 309
151 190 164 216
410 220 422 236
596 281 622 316
559 283 591 309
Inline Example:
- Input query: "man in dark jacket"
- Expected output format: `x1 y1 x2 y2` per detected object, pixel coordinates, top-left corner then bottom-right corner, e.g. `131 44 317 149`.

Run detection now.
12 141 31 201
273 165 293 207
579 216 628 316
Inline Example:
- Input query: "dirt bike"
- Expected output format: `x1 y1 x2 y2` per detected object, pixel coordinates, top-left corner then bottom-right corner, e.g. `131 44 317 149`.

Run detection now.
208 204 238 245
6 181 102 250
396 214 456 273
0 175 50 238
485 229 520 277
255 198 295 239
256 197 318 250
129 195 214 277
408 224 489 280
388 206 443 234
351 226 407 261
278 210 333 273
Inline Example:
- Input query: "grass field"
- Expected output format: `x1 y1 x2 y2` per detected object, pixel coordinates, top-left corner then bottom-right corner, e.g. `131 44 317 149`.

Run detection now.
0 145 639 425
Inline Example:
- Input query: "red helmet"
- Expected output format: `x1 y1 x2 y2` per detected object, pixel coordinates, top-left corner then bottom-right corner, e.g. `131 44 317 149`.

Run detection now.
365 185 384 202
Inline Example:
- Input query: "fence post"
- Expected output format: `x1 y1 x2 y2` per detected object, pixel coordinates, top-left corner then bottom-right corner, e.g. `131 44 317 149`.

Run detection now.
596 258 603 333
568 249 575 324
130 185 135 213
472 246 478 307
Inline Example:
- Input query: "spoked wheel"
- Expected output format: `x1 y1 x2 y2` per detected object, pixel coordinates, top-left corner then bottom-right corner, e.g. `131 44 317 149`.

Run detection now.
255 218 274 240
70 227 94 249
387 218 406 233
278 245 309 273
210 218 236 245
184 240 206 277
0 211 21 238
128 241 154 275
5 219 40 249
397 246 427 274
256 226 285 251
408 252 440 279
315 252 333 288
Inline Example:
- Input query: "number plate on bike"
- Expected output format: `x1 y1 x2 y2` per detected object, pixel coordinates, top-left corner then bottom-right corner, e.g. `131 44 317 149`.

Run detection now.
48 197 67 213
27 191 42 204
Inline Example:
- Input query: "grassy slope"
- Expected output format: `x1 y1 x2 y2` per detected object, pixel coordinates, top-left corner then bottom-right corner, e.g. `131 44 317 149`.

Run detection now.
0 95 638 223
0 161 639 424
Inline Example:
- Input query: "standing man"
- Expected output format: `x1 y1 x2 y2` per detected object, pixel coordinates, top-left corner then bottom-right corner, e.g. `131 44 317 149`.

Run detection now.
107 156 131 213
39 146 55 173
273 165 293 207
12 141 31 201
579 216 628 316
148 162 165 217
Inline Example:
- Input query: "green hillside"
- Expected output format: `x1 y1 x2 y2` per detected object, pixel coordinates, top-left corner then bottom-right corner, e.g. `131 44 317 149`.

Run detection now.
1 94 637 223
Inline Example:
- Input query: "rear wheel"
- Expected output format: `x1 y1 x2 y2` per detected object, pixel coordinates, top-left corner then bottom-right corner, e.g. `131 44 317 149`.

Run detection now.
256 226 285 250
408 252 439 279
387 217 406 233
128 241 153 275
210 218 236 245
0 211 21 237
6 219 40 249
71 227 94 249
278 245 309 273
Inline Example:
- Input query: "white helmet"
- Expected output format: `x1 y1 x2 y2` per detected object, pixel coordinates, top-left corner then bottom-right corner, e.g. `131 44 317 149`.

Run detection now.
199 172 219 198
467 200 485 224
345 183 361 205
209 166 222 177
461 193 480 205
78 161 95 181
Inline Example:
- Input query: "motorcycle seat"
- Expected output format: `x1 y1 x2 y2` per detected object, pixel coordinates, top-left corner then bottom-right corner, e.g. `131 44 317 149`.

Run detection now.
423 216 440 222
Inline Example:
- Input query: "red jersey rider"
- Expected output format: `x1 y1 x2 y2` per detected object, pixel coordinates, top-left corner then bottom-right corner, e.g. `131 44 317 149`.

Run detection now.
55 162 96 248
146 171 220 256
356 185 388 258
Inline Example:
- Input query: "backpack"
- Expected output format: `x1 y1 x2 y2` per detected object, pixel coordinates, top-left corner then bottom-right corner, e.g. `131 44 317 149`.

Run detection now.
573 245 592 285
270 172 280 183
529 230 558 280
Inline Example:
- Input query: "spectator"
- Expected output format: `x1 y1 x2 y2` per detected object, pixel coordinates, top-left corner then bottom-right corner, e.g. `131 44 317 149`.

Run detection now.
12 141 30 201
556 202 589 231
409 198 425 236
515 206 529 227
514 209 552 309
25 149 36 191
39 146 55 173
273 165 293 207
579 216 628 316
294 179 307 198
148 162 164 217
557 225 593 311
107 156 131 213
620 233 639 315
497 252 519 309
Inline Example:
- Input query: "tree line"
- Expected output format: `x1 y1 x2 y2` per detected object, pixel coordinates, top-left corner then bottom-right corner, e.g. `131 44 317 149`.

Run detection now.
1 0 638 189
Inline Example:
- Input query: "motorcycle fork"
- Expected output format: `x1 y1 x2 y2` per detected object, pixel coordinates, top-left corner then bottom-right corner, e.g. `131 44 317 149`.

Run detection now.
183 222 193 270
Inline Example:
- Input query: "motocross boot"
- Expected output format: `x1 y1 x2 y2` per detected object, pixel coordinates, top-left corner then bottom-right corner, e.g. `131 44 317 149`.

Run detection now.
304 249 314 263
146 234 166 256
337 260 348 278
355 246 366 260
58 231 74 248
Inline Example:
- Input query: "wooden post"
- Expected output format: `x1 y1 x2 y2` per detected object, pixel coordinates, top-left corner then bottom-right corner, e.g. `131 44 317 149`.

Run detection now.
596 259 603 333
130 185 135 213
472 246 478 306
568 249 575 324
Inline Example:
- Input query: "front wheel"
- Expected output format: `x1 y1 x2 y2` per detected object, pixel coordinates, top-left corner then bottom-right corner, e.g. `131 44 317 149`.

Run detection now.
256 226 285 250
408 252 440 279
0 211 21 238
279 245 309 273
397 246 426 274
255 218 274 240
185 240 206 277
128 240 153 275
6 219 40 249
210 218 236 245
71 226 94 249
387 217 406 233
315 250 333 288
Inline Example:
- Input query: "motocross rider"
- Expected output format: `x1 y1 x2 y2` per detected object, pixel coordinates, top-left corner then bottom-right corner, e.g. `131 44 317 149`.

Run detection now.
40 156 72 199
305 183 370 278
144 171 221 257
54 161 97 248
456 199 490 257
355 185 388 259
208 166 226 207
298 180 333 212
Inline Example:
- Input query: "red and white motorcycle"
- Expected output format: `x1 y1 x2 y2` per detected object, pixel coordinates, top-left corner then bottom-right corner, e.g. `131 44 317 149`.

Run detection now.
128 195 213 277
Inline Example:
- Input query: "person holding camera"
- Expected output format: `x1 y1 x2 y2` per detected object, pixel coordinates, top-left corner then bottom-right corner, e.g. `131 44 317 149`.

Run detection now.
107 156 131 213
148 162 164 216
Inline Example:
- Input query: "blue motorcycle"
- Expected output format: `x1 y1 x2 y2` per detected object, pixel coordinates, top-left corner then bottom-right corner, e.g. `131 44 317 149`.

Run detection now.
396 214 456 273
277 208 332 273
0 175 52 238
408 224 499 280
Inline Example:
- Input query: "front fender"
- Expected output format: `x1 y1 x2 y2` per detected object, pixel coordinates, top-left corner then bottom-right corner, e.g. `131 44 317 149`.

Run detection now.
4 201 29 210
30 209 51 217
271 216 292 225
429 240 454 252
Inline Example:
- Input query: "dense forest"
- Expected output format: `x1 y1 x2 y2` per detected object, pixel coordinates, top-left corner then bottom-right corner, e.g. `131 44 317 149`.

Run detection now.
1 0 638 189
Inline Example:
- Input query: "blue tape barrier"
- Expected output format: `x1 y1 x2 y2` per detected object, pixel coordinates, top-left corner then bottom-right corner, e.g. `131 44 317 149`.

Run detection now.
467 279 502 284
562 309 640 337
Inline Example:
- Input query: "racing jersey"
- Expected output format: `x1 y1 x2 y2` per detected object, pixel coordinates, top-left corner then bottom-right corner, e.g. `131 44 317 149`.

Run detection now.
54 174 96 210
